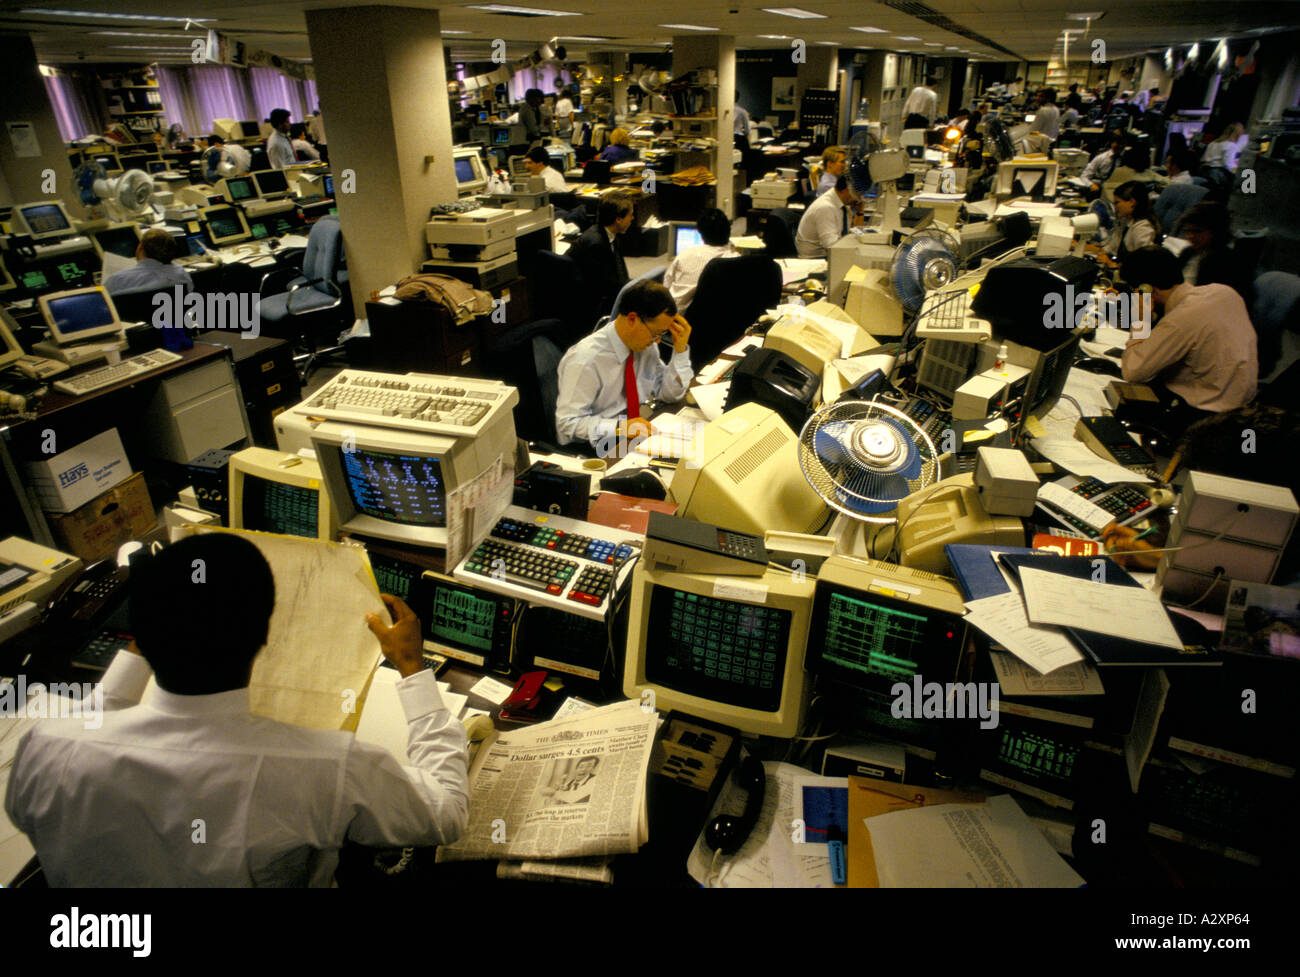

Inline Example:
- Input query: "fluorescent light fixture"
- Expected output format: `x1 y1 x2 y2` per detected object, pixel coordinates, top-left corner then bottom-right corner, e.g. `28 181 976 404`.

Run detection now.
557 35 610 41
816 41 838 46
91 30 190 38
660 24 718 31
465 4 579 15
851 26 886 33
924 42 942 47
19 9 212 22
895 36 921 41
111 46 194 51
757 34 792 39
441 30 472 35
1066 11 1103 19
761 7 826 18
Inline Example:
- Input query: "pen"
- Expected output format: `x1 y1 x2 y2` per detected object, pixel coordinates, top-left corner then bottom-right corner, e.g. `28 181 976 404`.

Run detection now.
826 824 847 886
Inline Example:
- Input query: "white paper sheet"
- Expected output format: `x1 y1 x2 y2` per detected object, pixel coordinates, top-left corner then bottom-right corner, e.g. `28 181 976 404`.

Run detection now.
865 794 1085 887
1018 566 1184 649
964 591 1084 674
1030 436 1152 484
689 381 731 421
469 675 514 705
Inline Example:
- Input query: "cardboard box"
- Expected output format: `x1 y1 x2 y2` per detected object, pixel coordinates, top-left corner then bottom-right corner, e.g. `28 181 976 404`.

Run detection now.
25 428 131 514
49 472 155 564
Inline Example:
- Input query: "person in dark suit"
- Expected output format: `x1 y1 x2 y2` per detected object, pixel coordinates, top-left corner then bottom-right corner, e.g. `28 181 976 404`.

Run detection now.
568 192 633 325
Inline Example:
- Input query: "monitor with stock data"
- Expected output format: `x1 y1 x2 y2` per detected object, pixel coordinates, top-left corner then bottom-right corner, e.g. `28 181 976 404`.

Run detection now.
227 448 337 540
12 201 74 242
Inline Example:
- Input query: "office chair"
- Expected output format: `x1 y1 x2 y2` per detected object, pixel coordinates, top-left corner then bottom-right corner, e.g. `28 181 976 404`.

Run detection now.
257 215 349 383
249 147 270 172
583 159 612 185
1252 271 1300 381
109 285 195 351
684 254 782 372
763 208 800 259
531 250 593 350
1154 182 1208 231
481 318 580 451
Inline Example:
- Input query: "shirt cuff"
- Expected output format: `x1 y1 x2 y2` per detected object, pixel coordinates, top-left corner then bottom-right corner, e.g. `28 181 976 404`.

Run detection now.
396 668 452 722
670 348 691 365
101 651 154 704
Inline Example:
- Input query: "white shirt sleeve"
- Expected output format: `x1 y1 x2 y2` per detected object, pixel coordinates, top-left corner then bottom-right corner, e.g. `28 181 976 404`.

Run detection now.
340 670 468 848
650 350 694 404
555 346 620 448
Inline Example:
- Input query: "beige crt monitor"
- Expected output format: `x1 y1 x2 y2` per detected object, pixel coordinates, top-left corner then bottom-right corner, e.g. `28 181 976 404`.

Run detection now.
762 315 842 377
623 562 815 738
670 402 827 537
0 307 23 369
227 447 339 540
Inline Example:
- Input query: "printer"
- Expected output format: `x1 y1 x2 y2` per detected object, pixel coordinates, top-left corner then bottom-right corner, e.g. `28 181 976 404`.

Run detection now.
423 206 519 289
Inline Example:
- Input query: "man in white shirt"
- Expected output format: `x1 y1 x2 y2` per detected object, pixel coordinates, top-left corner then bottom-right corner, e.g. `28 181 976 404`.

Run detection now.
1032 88 1060 140
662 207 738 308
289 123 320 162
554 83 575 140
902 76 939 125
1081 133 1126 188
204 135 250 183
5 533 468 887
266 108 295 170
555 279 693 455
734 91 752 144
795 176 859 258
104 229 193 297
1006 77 1024 97
524 146 567 192
307 108 326 147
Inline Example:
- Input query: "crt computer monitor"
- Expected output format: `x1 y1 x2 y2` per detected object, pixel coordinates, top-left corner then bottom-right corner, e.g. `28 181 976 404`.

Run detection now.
492 126 511 146
220 176 257 204
211 118 239 143
805 554 968 700
980 715 1085 804
251 169 291 199
309 417 517 551
452 148 488 196
12 201 73 242
0 306 26 369
37 287 124 345
200 204 251 247
995 160 1059 198
239 120 261 139
670 402 827 537
623 562 815 738
323 174 335 197
669 223 703 257
227 448 337 540
91 223 141 260
414 570 514 670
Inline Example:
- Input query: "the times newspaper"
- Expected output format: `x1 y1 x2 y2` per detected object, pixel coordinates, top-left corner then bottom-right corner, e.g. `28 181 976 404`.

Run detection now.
438 700 655 862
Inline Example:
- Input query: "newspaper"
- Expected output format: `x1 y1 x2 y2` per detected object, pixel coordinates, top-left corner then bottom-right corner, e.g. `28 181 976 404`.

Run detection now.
437 700 655 862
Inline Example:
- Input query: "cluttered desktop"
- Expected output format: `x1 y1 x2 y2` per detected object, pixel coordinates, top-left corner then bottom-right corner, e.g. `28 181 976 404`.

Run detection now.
3 109 1297 892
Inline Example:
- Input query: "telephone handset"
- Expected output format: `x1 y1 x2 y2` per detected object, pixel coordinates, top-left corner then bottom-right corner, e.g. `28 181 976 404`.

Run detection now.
50 559 130 626
704 755 766 855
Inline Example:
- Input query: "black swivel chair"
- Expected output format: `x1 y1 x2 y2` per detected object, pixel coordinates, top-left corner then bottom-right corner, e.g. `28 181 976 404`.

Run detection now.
684 255 783 372
532 250 595 350
249 147 270 172
763 208 801 259
257 215 350 382
482 318 587 453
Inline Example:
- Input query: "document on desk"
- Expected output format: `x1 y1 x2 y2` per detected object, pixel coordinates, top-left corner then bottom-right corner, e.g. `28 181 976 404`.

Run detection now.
775 257 827 284
1030 436 1152 484
685 761 833 887
866 794 1084 887
437 700 656 862
1018 565 1184 649
964 591 1084 674
689 381 731 421
178 527 385 731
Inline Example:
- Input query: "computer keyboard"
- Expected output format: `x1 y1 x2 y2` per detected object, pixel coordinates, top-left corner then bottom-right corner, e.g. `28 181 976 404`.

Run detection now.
303 369 520 438
895 394 952 444
1036 477 1152 537
914 289 993 343
452 506 641 621
53 348 183 395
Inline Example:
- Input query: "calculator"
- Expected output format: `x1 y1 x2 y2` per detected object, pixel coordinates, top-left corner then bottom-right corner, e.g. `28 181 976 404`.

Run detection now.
1036 475 1155 538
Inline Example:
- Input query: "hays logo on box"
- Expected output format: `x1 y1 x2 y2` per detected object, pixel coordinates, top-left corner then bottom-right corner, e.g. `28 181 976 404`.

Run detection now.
57 462 91 489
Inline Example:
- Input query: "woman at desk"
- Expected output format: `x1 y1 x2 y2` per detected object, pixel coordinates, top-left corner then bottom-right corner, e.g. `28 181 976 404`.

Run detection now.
596 128 638 165
1087 181 1160 272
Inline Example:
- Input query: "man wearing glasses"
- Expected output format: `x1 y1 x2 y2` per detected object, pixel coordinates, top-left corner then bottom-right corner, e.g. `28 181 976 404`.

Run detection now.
555 280 693 456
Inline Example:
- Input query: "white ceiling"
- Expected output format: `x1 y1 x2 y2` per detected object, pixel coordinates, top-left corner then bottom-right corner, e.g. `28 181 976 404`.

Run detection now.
1 0 1296 66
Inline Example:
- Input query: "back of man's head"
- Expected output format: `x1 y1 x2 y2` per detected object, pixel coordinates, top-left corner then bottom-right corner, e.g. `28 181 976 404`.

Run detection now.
140 229 179 264
696 207 731 247
1120 246 1183 291
269 108 290 128
925 76 937 88
1042 87 1057 104
209 134 224 146
526 146 550 165
617 279 676 322
597 192 632 228
130 534 276 695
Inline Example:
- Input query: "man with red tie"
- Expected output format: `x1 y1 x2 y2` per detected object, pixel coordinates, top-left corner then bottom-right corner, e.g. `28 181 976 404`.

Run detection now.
554 280 693 456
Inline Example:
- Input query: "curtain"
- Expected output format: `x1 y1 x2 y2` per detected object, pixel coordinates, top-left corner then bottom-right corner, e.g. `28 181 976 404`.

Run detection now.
42 70 102 141
156 64 316 140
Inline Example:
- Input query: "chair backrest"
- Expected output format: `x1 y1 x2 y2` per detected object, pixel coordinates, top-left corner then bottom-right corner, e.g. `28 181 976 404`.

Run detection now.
763 209 800 259
583 159 612 185
110 283 190 328
1154 182 1209 233
249 148 270 172
534 334 564 445
301 215 342 294
684 254 783 371
532 250 590 349
609 264 667 320
1252 271 1300 378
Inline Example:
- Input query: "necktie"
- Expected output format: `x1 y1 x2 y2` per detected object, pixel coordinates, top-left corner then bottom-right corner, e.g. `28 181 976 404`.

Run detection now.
624 354 641 420
841 205 849 236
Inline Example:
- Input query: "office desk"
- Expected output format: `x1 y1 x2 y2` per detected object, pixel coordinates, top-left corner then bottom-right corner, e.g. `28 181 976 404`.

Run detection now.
0 343 251 546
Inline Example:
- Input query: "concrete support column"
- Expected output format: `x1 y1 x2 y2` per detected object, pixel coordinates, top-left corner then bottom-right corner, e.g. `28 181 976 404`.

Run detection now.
0 34 77 214
306 6 455 318
672 33 735 217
